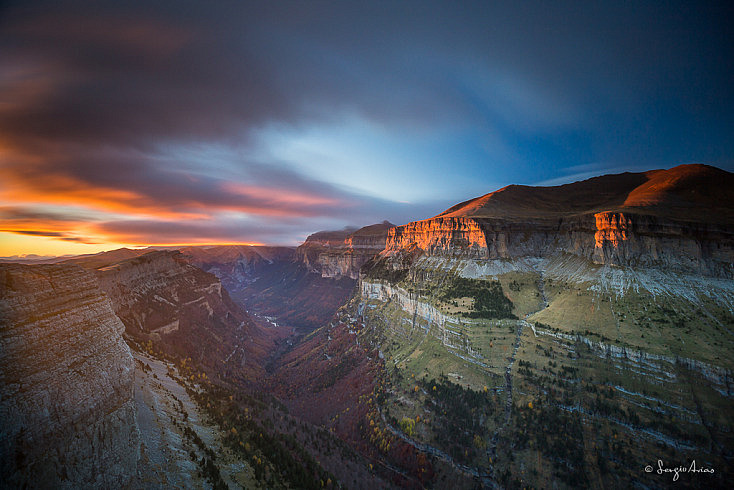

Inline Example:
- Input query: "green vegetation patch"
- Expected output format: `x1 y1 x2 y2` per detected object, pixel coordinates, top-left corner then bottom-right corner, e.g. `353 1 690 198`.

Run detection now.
439 277 516 319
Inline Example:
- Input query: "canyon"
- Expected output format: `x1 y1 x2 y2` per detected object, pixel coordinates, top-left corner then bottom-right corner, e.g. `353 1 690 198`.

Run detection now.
2 164 732 488
182 222 393 332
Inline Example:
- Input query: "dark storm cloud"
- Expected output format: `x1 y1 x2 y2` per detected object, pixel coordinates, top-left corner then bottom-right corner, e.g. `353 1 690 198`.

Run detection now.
1 0 732 247
4 1 729 145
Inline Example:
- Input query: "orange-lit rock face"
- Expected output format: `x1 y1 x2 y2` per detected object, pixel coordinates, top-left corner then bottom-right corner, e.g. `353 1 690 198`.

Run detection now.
297 223 393 279
589 211 734 275
594 212 631 249
592 212 633 266
386 217 488 258
316 233 389 279
378 211 733 278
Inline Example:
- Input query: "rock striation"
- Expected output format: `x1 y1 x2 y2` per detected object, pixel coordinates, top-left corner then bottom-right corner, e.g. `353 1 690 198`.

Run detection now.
385 217 488 259
297 221 394 279
0 264 139 488
381 165 734 278
90 250 269 381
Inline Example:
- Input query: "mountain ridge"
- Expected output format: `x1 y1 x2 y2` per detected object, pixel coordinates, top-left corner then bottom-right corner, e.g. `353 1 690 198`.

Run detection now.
439 164 734 223
297 221 395 279
383 164 734 277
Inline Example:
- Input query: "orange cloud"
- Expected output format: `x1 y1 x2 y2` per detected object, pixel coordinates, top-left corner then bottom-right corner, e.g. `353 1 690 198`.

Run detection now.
222 182 342 207
0 232 130 258
0 167 340 221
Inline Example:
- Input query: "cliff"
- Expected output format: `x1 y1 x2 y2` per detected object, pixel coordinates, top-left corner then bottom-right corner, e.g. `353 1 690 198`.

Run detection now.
91 250 274 381
0 264 139 488
381 165 734 277
178 244 358 333
297 221 394 279
349 165 734 488
385 217 488 259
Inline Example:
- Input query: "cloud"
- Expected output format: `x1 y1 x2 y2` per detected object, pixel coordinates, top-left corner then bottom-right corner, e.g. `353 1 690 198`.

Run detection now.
0 1 731 251
0 206 104 244
4 1 725 153
0 142 368 220
88 196 445 246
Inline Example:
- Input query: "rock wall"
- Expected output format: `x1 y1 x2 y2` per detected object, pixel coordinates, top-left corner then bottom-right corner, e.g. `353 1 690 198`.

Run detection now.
180 245 295 292
298 222 393 279
0 264 139 488
95 250 239 335
530 323 733 397
383 213 734 278
94 251 260 380
360 280 479 357
591 211 734 276
385 217 488 259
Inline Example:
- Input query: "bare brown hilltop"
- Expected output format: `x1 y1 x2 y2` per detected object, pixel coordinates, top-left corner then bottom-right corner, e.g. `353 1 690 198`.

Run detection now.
439 164 734 223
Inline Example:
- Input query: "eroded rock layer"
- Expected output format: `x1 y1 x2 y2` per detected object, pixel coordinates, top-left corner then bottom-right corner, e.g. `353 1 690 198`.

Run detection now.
383 165 734 277
92 250 273 381
0 264 139 488
297 221 394 279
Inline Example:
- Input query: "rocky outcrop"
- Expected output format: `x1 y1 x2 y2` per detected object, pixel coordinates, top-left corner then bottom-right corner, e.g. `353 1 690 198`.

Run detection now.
361 280 478 357
385 217 487 259
92 250 268 381
591 211 734 275
529 324 733 397
297 221 394 279
0 264 139 488
383 214 733 278
380 166 734 278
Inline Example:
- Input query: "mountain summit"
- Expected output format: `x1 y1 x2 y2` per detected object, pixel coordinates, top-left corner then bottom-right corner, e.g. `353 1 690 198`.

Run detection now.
383 164 733 277
440 164 734 223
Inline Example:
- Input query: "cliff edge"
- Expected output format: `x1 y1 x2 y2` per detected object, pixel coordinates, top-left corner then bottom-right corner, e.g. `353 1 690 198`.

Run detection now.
0 264 139 488
385 164 734 277
297 221 394 279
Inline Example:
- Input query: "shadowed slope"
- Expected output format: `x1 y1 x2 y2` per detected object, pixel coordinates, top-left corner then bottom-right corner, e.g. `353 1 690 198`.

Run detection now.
439 164 734 223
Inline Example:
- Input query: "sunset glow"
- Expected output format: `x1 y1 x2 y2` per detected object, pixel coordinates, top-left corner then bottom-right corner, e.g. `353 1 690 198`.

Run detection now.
1 1 732 257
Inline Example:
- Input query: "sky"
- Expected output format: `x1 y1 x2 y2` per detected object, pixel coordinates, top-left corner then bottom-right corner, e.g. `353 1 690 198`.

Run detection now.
1 1 732 256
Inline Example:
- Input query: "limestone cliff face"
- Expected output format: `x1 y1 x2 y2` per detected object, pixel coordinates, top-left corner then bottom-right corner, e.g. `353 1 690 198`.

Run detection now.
0 264 139 488
382 210 733 278
385 217 488 259
180 245 295 292
378 165 734 277
591 211 734 276
361 280 477 356
95 250 243 336
93 250 266 380
297 222 394 279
